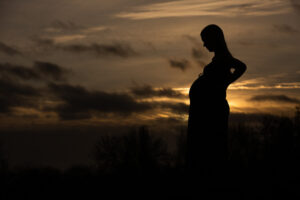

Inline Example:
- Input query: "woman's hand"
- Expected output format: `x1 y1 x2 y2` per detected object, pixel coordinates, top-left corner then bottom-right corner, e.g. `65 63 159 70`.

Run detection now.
228 58 247 84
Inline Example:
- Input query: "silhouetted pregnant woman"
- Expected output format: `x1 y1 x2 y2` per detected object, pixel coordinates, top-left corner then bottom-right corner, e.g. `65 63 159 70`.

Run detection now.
187 24 246 179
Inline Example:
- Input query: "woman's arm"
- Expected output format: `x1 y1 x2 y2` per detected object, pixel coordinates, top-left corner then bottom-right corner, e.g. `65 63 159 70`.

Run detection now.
228 58 247 84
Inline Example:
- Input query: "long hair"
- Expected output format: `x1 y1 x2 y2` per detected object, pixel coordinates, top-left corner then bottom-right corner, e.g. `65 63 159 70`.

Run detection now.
200 24 232 57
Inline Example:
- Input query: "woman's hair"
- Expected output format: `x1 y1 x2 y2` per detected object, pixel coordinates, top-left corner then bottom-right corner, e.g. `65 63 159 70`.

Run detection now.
201 24 232 56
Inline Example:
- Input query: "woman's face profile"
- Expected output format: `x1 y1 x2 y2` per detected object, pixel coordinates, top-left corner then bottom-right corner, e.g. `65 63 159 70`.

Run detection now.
201 35 215 52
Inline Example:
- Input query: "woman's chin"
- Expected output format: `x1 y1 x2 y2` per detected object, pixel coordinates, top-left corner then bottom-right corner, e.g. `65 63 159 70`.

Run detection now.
205 47 214 52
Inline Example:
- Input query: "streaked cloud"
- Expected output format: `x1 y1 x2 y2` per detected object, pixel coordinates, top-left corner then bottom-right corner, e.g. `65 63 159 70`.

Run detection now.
290 0 300 15
168 59 190 71
130 84 186 98
43 20 108 43
82 26 108 34
273 24 299 34
0 62 68 81
52 34 86 43
33 37 137 58
0 78 40 113
229 77 300 90
158 102 189 115
0 41 22 56
34 61 68 81
44 20 84 33
116 0 292 20
45 20 108 34
0 63 39 80
249 94 300 104
229 83 300 90
61 43 137 58
48 82 154 120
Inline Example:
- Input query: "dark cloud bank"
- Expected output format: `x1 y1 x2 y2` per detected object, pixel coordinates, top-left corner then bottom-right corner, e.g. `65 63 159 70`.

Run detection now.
0 61 188 120
130 84 186 98
33 37 137 58
48 83 154 120
0 61 68 113
249 94 300 104
48 83 188 120
158 102 189 115
0 61 67 81
0 78 40 113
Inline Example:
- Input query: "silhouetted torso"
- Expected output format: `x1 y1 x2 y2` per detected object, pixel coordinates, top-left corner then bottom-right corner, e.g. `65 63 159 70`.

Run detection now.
187 56 231 177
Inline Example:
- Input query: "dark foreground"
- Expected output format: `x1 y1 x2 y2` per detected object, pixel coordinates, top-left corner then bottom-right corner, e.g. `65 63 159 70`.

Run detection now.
1 165 300 200
1 113 300 199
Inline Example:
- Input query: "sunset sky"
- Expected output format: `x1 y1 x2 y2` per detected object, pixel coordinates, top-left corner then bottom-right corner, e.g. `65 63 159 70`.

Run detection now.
0 0 300 128
0 0 300 168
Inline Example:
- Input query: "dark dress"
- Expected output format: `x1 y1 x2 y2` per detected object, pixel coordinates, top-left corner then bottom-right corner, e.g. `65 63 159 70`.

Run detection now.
187 56 232 177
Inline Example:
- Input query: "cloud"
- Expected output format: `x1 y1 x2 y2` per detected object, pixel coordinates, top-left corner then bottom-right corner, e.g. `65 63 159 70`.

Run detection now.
0 62 68 81
0 61 69 113
130 84 186 98
237 40 256 46
52 34 86 43
0 61 187 119
61 43 137 58
82 26 108 34
184 35 201 44
290 0 300 14
184 35 207 67
45 20 107 34
0 78 40 113
273 24 299 34
0 42 22 56
159 102 189 114
191 47 206 67
48 83 154 120
249 94 300 104
169 59 190 71
32 37 55 46
116 0 291 20
0 63 40 80
45 20 84 33
46 82 188 120
229 77 300 90
34 61 67 81
33 37 137 58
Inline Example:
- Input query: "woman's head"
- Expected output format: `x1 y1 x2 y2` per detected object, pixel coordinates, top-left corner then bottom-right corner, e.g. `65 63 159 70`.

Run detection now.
200 24 228 53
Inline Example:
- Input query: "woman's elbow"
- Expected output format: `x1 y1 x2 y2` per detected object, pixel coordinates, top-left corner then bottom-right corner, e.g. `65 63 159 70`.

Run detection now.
241 63 247 73
233 58 247 72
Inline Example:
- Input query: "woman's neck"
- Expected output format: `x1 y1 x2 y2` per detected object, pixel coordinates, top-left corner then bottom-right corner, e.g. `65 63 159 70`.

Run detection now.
214 48 231 60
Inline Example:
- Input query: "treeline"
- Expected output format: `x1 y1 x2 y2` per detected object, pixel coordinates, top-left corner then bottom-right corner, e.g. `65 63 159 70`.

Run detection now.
0 111 300 199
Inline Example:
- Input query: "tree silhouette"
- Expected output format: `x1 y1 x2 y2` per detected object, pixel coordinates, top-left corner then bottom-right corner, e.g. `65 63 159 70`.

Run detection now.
174 127 187 170
92 126 169 174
